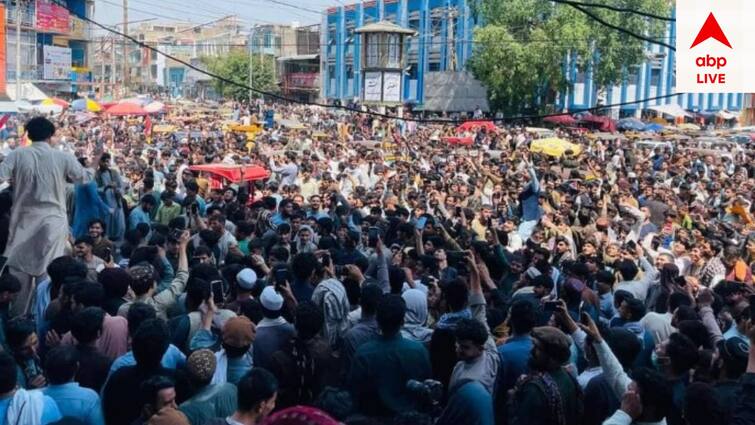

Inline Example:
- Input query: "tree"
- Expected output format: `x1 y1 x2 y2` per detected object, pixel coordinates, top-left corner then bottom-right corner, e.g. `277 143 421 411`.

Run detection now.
201 51 277 101
468 0 670 114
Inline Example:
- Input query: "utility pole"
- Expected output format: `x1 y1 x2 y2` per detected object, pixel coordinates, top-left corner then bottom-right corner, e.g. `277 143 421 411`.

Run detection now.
100 36 105 99
15 0 22 100
122 0 129 95
248 31 253 104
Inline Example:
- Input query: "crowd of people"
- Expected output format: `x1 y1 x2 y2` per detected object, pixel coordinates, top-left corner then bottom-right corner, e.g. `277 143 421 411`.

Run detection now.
0 99 751 425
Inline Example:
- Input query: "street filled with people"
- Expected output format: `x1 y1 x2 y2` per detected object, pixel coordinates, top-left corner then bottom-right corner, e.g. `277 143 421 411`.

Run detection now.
0 99 752 425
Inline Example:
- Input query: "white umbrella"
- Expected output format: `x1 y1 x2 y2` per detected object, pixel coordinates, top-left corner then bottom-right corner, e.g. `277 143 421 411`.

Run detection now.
144 101 165 113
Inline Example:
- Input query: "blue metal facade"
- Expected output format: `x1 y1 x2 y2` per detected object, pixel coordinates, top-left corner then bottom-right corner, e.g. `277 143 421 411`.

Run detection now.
323 2 745 112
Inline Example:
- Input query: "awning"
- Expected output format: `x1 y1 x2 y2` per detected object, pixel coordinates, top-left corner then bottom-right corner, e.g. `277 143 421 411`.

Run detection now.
6 83 48 101
0 101 18 114
277 54 319 62
716 110 738 120
648 104 693 118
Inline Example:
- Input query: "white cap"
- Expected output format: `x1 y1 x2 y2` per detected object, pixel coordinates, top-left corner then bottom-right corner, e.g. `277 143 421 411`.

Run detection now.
236 268 258 291
260 286 284 311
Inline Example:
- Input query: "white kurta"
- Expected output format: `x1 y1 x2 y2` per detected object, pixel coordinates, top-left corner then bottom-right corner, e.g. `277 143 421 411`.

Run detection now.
0 142 93 276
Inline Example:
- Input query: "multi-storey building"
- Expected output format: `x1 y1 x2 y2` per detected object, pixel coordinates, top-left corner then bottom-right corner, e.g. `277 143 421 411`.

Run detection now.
3 0 93 100
322 1 745 115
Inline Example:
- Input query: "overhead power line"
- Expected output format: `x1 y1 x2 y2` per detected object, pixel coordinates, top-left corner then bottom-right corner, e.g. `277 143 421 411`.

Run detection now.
78 8 683 123
563 2 676 51
549 0 674 22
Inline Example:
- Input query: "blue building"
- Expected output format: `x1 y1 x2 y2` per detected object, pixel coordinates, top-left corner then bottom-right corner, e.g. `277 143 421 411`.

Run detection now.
322 1 745 114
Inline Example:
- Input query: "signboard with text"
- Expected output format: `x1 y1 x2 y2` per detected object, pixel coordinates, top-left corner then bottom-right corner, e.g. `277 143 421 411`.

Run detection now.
36 0 70 34
677 0 755 92
43 45 72 80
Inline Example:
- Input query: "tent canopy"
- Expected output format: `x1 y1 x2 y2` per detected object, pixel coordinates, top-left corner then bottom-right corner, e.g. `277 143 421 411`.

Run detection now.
543 115 577 126
648 104 693 118
107 103 148 116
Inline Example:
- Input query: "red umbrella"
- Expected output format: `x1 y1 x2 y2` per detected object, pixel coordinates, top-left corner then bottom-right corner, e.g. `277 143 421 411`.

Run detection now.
455 120 497 132
106 102 148 116
188 164 270 183
443 136 474 146
543 115 577 125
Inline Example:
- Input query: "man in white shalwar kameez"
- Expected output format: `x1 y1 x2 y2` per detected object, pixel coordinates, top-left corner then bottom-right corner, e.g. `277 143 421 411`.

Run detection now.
0 117 100 316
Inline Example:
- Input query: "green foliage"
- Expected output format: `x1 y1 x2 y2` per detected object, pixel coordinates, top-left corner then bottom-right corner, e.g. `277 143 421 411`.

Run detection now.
200 51 277 100
468 0 671 114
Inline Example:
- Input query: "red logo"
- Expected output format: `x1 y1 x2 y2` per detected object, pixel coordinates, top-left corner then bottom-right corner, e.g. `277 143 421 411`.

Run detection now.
690 12 732 49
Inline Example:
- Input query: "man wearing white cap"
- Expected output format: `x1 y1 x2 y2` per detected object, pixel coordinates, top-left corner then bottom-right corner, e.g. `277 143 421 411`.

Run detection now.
226 268 258 314
253 286 296 370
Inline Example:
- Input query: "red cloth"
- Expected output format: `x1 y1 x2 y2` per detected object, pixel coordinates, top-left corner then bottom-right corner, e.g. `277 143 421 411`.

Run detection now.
262 407 339 425
188 164 269 183
443 136 474 146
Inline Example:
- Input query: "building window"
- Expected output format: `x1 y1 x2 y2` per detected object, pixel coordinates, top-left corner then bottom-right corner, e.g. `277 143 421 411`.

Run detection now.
409 18 420 31
407 63 418 79
387 34 400 68
627 66 640 85
151 65 157 79
575 71 586 84
366 33 379 67
429 62 440 71
650 67 661 86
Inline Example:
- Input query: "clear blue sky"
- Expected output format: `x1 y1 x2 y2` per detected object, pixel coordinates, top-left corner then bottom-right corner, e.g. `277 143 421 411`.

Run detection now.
93 0 346 28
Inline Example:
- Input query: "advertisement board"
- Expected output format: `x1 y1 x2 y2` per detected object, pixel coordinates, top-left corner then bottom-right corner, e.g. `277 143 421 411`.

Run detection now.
36 0 70 34
364 72 382 102
382 72 401 103
68 16 87 40
43 45 72 80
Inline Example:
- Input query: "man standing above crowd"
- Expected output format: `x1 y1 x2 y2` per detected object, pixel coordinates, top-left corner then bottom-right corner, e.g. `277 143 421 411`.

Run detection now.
0 117 102 317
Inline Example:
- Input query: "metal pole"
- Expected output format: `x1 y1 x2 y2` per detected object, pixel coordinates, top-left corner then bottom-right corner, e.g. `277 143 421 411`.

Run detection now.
15 0 22 100
100 37 105 98
249 28 254 104
111 37 116 96
122 0 129 95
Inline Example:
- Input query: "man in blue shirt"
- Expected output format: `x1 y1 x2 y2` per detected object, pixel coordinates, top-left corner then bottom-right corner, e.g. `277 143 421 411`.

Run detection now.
0 351 61 424
128 194 156 231
497 299 535 395
42 346 104 425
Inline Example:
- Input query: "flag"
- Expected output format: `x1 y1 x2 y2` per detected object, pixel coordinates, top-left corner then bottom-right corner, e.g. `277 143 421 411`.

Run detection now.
144 115 152 143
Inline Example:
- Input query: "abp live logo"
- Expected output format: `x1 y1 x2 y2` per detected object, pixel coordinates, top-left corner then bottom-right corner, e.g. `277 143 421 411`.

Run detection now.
691 12 731 85
676 0 755 94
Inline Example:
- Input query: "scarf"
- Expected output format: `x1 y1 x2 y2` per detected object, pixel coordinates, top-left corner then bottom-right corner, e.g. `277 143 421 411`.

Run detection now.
401 289 433 343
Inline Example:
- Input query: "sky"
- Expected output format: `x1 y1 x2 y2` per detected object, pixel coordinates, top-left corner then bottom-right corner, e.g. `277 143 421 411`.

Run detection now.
93 0 347 29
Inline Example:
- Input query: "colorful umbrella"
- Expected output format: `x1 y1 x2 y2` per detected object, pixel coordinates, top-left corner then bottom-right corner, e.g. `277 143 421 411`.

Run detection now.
530 138 582 157
455 120 497 132
617 118 646 131
41 98 69 108
106 102 148 116
71 98 102 112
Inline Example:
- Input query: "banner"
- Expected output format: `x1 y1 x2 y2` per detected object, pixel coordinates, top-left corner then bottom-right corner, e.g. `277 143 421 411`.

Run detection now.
36 0 70 34
68 16 87 39
43 45 72 80
0 5 5 97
